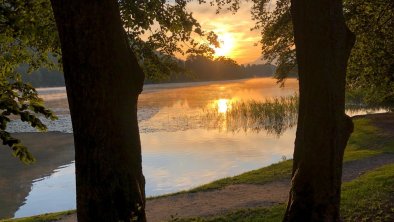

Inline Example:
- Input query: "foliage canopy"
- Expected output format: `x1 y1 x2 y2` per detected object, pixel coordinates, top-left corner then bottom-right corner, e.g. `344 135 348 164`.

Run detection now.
251 0 394 104
0 0 238 163
2 0 392 162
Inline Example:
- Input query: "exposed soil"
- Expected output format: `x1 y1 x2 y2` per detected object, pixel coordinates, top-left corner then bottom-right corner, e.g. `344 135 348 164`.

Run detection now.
50 113 394 221
342 153 394 182
363 113 394 134
58 153 394 222
146 181 289 221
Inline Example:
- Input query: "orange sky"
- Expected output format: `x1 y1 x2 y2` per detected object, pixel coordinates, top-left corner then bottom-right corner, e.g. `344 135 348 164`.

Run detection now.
186 2 263 65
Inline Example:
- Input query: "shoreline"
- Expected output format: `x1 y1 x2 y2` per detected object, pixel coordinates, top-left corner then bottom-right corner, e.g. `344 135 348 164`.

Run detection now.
1 112 393 221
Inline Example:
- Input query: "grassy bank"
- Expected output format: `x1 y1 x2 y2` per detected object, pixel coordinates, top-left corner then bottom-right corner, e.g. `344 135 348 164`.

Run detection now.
341 164 394 221
173 164 394 222
188 117 393 193
2 115 393 222
0 211 75 222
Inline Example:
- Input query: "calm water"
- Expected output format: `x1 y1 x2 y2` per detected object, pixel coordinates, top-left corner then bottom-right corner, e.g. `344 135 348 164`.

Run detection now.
0 78 388 218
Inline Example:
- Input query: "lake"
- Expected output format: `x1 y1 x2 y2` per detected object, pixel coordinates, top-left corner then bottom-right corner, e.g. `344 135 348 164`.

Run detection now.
0 77 388 218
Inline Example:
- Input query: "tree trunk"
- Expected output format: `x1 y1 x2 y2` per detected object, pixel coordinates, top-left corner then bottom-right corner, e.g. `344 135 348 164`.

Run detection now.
283 0 355 221
50 0 146 221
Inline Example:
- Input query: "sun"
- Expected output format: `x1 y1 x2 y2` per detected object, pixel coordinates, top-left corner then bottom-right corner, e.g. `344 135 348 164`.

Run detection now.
213 33 235 57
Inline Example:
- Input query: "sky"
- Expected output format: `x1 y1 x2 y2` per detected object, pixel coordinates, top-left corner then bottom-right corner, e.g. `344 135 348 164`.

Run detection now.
186 2 263 65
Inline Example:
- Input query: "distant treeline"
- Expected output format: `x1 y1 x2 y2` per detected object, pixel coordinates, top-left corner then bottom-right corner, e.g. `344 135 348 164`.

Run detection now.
20 56 278 87
23 69 64 87
154 55 277 83
21 68 65 88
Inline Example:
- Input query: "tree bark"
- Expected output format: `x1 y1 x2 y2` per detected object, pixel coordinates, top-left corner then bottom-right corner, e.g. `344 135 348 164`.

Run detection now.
50 0 146 221
283 0 355 221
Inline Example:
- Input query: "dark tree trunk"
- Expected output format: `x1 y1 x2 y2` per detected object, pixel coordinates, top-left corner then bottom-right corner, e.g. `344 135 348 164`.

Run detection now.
50 0 146 221
283 0 355 221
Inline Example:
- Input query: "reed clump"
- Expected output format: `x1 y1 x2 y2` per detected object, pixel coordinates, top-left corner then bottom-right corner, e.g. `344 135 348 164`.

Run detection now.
203 95 299 136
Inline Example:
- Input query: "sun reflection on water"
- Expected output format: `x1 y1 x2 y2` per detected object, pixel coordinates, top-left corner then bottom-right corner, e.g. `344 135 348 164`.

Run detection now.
217 99 229 113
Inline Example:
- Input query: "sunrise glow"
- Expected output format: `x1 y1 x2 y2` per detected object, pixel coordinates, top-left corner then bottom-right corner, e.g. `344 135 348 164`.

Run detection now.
213 33 235 57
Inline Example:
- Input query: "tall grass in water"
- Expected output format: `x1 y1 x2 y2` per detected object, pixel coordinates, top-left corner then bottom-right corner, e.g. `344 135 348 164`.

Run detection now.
203 95 299 136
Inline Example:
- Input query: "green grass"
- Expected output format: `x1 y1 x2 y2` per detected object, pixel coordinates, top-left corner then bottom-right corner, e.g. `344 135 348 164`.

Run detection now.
344 118 394 161
343 118 384 161
0 210 75 222
344 149 382 161
169 205 286 222
3 115 393 221
189 160 292 193
348 118 379 145
341 164 394 221
171 164 394 222
9 162 393 222
187 117 393 193
383 141 394 153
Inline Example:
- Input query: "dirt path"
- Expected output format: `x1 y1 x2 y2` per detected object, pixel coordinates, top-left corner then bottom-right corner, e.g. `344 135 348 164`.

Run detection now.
147 181 289 221
342 153 394 181
58 181 290 222
58 153 394 222
57 113 394 222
